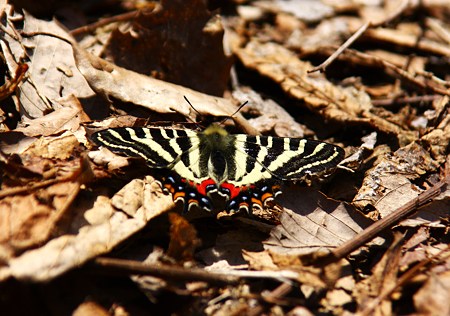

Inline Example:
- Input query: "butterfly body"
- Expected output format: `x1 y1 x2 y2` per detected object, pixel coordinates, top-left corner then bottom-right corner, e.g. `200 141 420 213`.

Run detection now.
91 124 344 213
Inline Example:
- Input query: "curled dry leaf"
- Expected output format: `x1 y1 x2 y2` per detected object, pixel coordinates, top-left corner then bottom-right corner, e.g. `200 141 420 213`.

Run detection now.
353 142 440 218
235 40 418 144
1 9 95 118
0 176 172 282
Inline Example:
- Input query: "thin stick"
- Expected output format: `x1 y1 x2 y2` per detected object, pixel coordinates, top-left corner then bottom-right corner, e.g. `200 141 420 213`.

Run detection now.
92 257 301 285
308 22 370 74
69 6 157 37
93 257 239 285
330 174 448 262
308 0 413 73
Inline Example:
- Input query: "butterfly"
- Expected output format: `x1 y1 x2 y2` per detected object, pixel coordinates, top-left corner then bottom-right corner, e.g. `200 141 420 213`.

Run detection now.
91 124 344 213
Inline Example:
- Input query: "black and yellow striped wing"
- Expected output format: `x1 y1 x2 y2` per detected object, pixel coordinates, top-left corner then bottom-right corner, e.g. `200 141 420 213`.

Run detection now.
91 125 344 213
231 135 344 184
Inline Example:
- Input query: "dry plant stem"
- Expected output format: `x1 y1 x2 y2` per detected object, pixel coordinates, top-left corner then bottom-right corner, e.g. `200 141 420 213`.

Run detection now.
0 63 28 101
308 22 369 74
371 95 440 107
92 258 301 285
426 18 450 44
330 176 449 262
308 0 413 73
340 48 450 96
93 257 240 285
247 282 292 316
359 245 450 316
70 7 156 37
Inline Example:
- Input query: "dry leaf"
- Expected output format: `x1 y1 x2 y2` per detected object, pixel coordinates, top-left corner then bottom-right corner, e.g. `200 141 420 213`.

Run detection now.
0 181 80 256
354 234 403 315
0 176 171 282
1 10 95 118
15 94 90 137
235 40 418 145
354 142 440 218
167 212 200 262
414 270 450 315
265 187 373 256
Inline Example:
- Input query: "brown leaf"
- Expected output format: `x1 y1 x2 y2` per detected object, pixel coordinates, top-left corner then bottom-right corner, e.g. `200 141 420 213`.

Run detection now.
3 10 95 118
353 142 440 218
0 180 80 256
73 37 238 119
0 176 171 282
15 94 90 137
23 133 80 160
355 233 404 315
414 270 450 315
265 187 373 256
235 40 418 144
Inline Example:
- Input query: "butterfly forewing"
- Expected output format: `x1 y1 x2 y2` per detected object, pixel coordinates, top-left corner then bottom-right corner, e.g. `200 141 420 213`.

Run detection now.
92 127 198 169
232 135 344 182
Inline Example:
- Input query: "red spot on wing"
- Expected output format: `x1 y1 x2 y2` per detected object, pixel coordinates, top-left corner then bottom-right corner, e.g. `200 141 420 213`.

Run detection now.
220 182 243 200
196 178 216 196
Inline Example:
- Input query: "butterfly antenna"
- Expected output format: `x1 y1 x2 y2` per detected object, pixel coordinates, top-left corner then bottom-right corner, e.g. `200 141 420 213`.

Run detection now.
184 96 202 117
220 100 248 125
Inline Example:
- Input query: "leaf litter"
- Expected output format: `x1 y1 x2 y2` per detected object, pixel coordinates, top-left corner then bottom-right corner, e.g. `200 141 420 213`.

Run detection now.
0 0 449 315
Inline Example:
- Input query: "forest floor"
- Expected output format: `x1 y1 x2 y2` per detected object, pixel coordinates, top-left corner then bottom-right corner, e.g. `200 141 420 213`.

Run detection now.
0 0 449 315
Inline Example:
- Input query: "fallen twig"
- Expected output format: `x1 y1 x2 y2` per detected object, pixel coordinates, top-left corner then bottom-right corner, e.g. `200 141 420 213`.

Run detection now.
328 162 449 263
309 0 413 73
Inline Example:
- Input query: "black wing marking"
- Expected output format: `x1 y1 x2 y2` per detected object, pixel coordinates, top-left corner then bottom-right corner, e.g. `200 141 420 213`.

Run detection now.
231 135 344 184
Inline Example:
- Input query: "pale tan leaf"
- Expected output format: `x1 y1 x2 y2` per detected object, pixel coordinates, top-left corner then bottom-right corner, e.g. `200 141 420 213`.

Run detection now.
265 187 373 256
5 11 94 118
414 271 450 316
353 142 440 219
23 133 79 160
15 94 90 137
0 176 171 282
71 34 238 119
235 40 418 144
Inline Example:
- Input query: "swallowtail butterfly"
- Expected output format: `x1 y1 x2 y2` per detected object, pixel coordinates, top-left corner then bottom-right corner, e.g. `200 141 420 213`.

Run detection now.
91 124 344 213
